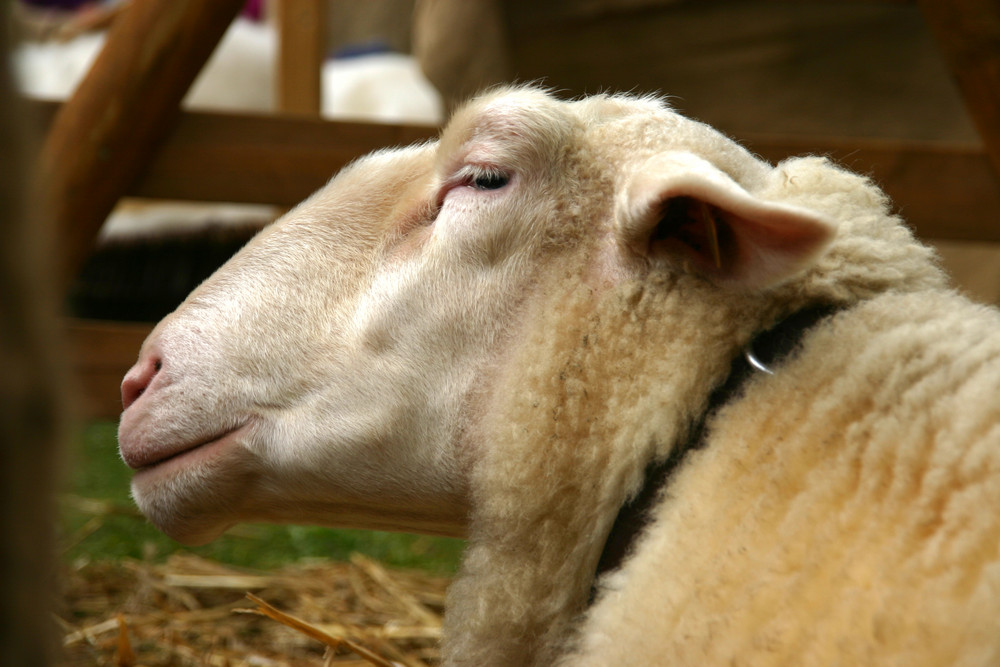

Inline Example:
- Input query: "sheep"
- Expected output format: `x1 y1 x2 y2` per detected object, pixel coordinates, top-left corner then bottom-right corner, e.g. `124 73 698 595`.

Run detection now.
117 86 1000 666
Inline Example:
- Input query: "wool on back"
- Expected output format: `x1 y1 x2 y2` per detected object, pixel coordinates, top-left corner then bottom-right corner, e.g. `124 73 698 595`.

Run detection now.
568 289 1000 665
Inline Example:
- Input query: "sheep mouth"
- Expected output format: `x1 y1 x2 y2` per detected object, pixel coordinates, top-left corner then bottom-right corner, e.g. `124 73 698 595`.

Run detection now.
127 423 250 476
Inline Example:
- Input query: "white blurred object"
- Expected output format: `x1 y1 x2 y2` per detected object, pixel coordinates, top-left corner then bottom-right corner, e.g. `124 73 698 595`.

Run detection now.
187 16 275 113
14 16 443 237
323 51 442 125
13 29 104 100
13 17 443 125
98 200 278 240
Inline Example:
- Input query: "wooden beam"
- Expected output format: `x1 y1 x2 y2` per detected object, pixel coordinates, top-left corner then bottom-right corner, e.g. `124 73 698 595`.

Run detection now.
31 101 997 242
65 320 153 420
31 100 438 208
131 110 438 207
744 134 1000 242
129 122 1000 243
38 0 247 290
276 0 327 116
919 0 1000 179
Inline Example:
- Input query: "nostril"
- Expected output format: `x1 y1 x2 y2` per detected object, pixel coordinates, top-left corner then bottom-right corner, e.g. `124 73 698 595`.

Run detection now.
121 352 163 411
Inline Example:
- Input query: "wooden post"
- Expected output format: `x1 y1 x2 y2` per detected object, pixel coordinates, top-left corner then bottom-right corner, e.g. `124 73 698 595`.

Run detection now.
1 3 66 664
276 0 327 116
38 0 247 290
920 0 1000 183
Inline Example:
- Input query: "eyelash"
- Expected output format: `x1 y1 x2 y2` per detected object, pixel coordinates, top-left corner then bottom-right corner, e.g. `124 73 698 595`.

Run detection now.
429 164 513 223
464 166 511 191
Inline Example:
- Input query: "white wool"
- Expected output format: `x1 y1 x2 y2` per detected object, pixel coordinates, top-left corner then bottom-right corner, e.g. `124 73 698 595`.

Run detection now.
113 87 1000 666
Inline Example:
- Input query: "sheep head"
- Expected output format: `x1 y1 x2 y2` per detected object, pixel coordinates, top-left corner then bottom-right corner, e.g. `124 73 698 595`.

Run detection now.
117 87 836 546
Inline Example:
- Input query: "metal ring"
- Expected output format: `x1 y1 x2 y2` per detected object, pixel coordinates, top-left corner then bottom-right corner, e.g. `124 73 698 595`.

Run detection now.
744 348 774 375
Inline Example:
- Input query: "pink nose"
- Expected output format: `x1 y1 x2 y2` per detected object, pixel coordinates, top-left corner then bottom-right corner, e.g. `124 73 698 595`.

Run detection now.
121 349 163 411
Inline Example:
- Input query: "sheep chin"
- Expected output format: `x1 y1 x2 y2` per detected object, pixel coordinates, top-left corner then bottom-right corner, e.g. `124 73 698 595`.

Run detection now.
129 424 259 546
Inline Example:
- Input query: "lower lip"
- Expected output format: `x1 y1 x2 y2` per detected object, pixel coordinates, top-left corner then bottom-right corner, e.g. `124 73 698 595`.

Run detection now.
132 425 248 483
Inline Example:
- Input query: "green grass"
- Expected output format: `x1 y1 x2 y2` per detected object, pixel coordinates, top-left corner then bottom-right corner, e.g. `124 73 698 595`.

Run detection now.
60 421 465 574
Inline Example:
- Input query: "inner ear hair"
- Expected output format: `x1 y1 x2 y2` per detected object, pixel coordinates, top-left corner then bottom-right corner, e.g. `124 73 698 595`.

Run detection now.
652 196 727 271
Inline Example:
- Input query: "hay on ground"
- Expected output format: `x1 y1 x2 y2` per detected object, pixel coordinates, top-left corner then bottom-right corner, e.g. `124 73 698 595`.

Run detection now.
58 551 451 666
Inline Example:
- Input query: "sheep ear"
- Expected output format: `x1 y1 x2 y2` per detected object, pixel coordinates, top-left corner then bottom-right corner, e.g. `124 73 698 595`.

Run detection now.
617 151 835 289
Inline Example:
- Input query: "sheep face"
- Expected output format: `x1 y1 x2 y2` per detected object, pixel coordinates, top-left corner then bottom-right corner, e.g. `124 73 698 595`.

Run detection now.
117 87 833 545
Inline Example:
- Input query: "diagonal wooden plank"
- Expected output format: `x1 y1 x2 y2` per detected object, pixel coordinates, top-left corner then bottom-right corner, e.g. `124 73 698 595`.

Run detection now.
38 0 247 289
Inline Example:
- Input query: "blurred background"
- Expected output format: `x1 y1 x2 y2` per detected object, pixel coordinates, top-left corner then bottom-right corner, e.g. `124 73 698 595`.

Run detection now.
6 0 1000 663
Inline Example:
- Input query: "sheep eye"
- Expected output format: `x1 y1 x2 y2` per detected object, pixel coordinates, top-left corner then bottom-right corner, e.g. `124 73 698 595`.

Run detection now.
471 170 510 191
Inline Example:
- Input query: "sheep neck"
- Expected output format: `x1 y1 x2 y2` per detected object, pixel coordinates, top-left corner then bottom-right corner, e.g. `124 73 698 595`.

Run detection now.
591 302 842 596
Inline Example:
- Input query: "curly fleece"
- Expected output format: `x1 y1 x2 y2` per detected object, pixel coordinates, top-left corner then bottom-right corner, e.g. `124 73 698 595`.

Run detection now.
440 90 999 666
